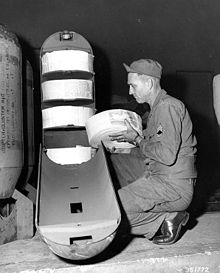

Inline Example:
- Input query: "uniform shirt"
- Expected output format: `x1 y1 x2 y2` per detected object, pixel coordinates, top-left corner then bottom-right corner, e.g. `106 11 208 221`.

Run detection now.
137 89 197 179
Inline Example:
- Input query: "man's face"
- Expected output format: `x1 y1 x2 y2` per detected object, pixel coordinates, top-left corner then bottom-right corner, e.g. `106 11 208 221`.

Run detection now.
127 73 149 103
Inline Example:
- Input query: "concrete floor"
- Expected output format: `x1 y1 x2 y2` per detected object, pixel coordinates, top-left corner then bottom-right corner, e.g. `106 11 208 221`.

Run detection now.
0 212 220 273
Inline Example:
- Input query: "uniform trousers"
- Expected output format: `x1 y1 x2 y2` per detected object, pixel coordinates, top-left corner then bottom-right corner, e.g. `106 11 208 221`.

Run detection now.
110 153 195 239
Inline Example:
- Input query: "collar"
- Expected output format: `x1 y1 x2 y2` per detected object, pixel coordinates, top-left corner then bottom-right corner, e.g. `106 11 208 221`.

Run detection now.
151 89 167 111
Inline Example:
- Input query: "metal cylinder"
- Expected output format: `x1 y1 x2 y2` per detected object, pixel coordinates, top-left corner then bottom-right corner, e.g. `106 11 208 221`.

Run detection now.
25 60 35 183
0 25 23 199
213 74 220 125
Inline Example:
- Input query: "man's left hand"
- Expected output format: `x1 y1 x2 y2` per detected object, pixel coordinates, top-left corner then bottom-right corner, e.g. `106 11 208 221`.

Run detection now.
109 119 139 144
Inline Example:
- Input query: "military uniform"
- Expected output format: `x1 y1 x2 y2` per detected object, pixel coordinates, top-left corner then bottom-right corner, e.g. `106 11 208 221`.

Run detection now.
111 89 197 239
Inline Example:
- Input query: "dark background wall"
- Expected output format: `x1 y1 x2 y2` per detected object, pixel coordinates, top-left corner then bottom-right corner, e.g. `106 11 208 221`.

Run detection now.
1 0 220 213
1 0 220 102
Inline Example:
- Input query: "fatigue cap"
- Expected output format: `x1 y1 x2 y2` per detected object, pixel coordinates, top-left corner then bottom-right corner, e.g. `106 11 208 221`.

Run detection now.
123 59 162 79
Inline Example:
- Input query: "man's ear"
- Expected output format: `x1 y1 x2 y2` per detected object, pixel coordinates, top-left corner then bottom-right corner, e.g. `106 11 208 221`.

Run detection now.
148 78 154 90
146 78 153 90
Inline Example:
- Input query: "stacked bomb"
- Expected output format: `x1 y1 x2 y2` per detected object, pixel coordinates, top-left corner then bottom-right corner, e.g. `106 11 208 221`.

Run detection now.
0 25 35 199
0 25 23 198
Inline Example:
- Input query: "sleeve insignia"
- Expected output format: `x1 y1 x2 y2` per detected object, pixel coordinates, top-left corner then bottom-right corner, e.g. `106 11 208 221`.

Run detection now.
156 124 163 137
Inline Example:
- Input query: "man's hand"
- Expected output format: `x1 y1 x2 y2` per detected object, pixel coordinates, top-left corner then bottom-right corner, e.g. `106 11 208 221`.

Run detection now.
109 119 139 144
105 146 131 154
144 157 153 165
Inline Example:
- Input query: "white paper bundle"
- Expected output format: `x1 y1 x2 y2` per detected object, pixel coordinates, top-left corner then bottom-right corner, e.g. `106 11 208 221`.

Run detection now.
42 79 93 101
85 109 143 149
46 146 92 165
41 50 94 74
42 106 95 129
213 74 220 125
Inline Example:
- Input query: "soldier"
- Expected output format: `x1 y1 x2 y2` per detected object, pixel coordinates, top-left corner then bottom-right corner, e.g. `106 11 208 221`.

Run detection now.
109 59 197 244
